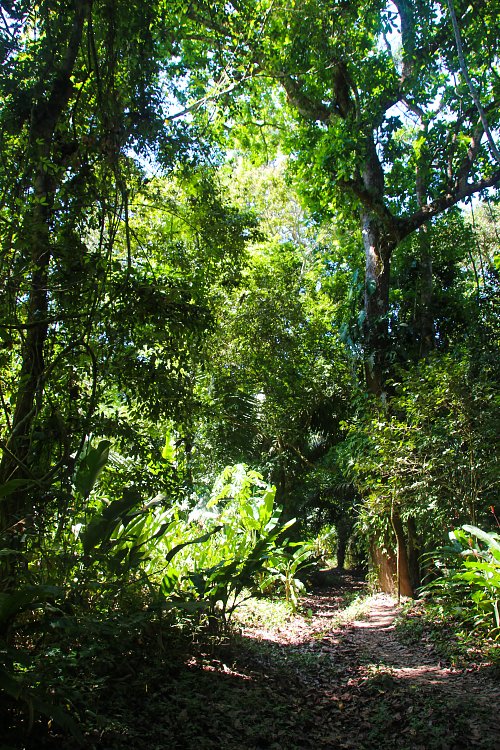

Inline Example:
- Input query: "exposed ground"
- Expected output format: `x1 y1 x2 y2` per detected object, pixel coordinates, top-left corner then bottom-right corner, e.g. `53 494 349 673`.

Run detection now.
7 572 500 750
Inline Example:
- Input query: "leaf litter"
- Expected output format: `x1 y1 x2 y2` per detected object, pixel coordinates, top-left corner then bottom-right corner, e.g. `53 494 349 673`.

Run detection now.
17 571 500 750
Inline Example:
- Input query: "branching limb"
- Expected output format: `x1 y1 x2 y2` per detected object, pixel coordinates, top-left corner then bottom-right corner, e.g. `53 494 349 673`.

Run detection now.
445 0 500 164
392 0 416 84
278 74 332 123
402 168 500 237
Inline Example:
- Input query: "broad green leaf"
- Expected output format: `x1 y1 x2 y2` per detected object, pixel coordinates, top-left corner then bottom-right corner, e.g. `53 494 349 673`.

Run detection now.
462 525 500 553
82 488 142 553
164 526 223 567
74 440 111 498
161 431 176 462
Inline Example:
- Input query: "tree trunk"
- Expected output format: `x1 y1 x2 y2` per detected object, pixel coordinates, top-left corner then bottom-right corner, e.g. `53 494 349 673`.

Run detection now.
359 138 409 593
0 4 87 536
361 211 392 396
336 539 346 570
0 175 52 487
359 136 396 396
370 538 397 595
335 515 354 570
336 529 347 570
391 507 414 598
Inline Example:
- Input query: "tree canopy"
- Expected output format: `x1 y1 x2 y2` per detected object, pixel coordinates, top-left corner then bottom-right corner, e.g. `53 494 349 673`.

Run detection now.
0 2 499 741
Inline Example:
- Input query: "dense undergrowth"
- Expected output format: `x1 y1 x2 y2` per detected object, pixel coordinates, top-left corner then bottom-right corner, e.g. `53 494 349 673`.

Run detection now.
1 461 499 747
2 576 498 750
0 463 316 744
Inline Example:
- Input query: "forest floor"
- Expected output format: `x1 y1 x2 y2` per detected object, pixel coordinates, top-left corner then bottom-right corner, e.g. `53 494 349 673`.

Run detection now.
9 571 500 750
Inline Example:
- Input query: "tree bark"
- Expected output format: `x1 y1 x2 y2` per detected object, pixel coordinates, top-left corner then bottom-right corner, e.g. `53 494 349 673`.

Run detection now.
0 3 87 527
361 211 392 396
358 136 397 396
391 506 414 598
370 538 397 595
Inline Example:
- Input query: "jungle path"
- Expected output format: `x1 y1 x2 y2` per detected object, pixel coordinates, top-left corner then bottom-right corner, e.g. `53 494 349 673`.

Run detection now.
40 573 500 750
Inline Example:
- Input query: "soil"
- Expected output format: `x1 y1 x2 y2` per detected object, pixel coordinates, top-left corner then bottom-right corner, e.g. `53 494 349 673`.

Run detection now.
11 571 500 750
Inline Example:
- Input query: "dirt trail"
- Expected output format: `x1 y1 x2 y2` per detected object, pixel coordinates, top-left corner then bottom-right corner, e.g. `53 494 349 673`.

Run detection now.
350 593 466 682
233 580 500 750
349 593 500 708
32 574 500 750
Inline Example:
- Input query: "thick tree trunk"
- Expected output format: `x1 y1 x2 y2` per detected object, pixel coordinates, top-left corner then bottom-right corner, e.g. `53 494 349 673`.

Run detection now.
0 177 52 488
336 539 346 570
0 156 57 591
335 520 350 570
361 212 392 396
391 506 414 598
370 538 397 595
358 138 415 595
359 136 396 396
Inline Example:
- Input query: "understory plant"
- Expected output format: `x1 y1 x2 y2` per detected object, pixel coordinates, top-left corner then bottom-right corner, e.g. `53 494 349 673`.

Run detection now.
421 523 500 637
0 459 299 739
261 542 315 610
159 464 297 627
74 461 298 629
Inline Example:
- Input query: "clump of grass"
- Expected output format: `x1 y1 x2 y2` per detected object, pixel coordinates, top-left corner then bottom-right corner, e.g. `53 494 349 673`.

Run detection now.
233 594 294 631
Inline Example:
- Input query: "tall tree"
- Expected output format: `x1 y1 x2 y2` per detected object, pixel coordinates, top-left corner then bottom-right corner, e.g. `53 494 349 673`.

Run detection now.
181 0 500 395
0 1 226 554
177 0 500 594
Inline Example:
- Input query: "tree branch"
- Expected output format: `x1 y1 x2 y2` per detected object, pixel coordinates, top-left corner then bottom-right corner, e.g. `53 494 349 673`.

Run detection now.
401 169 500 237
445 0 500 164
392 0 416 84
277 73 332 123
31 2 89 140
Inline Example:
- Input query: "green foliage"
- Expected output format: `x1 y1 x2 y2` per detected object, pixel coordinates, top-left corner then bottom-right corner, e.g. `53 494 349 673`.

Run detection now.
233 592 294 630
421 524 500 636
309 525 338 563
73 440 112 500
0 463 303 741
340 346 499 551
43 462 299 632
0 573 82 741
264 541 315 610
1 2 500 742
191 164 352 525
159 464 297 628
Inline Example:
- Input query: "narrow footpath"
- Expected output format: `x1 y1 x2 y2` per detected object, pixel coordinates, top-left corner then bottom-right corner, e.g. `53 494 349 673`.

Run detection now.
220 578 500 750
33 573 500 750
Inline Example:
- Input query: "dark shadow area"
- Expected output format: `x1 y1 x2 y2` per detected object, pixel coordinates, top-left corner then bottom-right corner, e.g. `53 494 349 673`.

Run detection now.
4 575 499 750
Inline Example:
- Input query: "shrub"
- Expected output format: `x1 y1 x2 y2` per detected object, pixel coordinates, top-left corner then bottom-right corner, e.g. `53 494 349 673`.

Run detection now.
421 524 500 636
